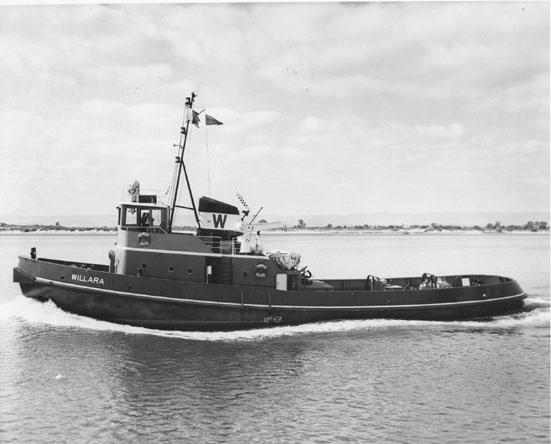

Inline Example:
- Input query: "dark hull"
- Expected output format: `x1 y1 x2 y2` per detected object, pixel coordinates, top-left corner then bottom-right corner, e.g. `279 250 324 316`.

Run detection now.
14 257 527 331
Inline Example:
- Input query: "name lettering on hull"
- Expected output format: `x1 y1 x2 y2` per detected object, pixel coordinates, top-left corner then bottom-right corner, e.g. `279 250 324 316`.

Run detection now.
71 274 105 285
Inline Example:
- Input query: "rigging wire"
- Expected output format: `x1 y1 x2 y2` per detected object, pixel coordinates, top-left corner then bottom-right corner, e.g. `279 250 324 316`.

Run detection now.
205 121 211 196
166 158 179 205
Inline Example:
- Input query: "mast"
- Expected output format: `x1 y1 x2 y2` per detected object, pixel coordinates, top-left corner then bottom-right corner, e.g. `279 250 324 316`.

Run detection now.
168 92 201 232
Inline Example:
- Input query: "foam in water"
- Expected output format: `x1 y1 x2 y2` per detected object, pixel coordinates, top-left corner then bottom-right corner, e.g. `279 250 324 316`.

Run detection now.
1 294 549 342
522 295 550 309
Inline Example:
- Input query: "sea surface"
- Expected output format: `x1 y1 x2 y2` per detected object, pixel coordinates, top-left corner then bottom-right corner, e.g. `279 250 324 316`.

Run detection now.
1 232 549 443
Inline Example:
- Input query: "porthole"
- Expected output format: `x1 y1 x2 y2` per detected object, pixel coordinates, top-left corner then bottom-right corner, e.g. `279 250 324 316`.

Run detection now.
187 268 192 274
168 266 175 273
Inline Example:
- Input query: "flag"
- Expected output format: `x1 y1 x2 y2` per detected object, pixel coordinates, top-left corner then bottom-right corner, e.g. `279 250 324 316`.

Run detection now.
205 114 223 126
192 110 200 128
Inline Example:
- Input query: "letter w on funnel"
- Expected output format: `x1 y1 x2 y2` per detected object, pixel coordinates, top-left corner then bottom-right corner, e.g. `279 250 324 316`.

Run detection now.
212 214 227 229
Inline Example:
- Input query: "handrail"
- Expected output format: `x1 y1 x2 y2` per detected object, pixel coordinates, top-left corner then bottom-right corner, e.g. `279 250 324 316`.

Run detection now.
198 235 241 254
120 188 168 204
119 226 168 234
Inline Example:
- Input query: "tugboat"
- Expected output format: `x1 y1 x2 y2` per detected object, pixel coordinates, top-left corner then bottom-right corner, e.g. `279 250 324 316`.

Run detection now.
13 93 527 331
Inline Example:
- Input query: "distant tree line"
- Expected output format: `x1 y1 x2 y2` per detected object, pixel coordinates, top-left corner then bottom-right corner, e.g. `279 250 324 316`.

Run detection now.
0 222 115 232
286 220 549 232
0 220 548 233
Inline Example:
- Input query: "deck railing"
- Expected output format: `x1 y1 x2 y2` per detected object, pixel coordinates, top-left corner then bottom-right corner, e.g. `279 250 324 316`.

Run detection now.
198 235 241 255
121 188 168 205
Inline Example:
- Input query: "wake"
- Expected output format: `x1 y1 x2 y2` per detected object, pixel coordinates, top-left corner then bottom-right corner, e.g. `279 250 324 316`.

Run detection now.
1 294 549 342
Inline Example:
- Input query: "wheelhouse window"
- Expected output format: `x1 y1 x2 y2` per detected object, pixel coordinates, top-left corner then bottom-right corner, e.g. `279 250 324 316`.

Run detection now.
124 207 139 226
119 205 168 231
140 209 163 228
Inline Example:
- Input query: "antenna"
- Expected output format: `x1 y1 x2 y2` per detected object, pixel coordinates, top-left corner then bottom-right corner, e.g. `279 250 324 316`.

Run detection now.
250 206 263 225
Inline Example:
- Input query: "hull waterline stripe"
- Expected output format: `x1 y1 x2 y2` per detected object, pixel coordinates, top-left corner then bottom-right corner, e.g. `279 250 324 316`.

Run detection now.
33 277 526 311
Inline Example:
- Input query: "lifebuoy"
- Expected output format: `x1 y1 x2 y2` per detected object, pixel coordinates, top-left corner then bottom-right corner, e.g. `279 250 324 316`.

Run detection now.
255 263 268 278
138 232 151 247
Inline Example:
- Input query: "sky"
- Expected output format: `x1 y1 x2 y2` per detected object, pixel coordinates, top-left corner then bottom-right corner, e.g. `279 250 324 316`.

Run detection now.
0 2 549 225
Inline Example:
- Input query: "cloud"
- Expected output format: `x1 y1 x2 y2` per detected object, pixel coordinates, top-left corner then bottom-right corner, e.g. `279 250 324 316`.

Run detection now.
414 124 464 140
298 116 322 133
250 2 548 110
0 3 547 218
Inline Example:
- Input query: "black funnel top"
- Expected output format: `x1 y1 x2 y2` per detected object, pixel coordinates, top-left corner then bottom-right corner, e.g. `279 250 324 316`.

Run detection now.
198 197 239 215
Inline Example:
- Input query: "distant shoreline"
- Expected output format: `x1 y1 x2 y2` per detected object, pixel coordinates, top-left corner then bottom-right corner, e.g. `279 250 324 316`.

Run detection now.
0 228 548 236
2 220 548 236
1 220 549 236
264 229 549 235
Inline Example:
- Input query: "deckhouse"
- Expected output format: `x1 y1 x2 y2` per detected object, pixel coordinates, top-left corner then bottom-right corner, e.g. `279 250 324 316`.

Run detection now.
114 195 302 291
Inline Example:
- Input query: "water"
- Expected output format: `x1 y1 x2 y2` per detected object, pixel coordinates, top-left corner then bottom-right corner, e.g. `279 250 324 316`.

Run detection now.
1 233 549 442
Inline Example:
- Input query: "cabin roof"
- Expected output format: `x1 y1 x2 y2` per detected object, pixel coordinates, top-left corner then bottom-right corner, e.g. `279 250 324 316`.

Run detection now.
198 196 239 215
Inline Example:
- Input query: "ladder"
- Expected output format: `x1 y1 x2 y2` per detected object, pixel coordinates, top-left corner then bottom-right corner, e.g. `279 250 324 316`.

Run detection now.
220 257 233 285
